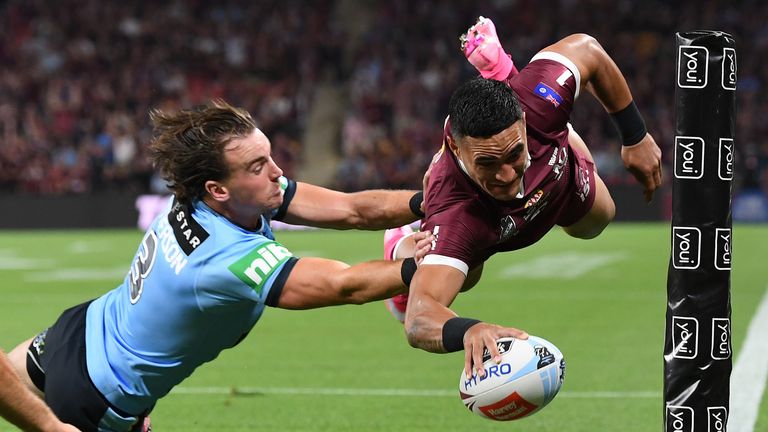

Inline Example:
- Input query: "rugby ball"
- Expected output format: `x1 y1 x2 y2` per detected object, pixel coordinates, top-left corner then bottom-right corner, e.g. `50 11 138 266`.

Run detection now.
458 336 565 421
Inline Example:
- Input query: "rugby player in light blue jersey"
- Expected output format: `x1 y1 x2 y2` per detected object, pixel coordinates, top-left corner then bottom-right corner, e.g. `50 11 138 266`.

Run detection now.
8 100 429 432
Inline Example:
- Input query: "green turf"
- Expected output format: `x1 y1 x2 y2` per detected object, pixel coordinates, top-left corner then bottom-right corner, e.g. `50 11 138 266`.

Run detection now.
0 223 766 431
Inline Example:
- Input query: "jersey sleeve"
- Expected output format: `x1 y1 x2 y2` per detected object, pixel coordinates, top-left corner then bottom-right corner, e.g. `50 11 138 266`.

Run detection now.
509 52 581 135
216 239 298 306
421 204 494 275
270 176 297 221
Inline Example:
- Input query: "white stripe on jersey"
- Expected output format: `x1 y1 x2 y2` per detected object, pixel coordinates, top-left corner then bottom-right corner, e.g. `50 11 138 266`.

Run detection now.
530 51 582 99
421 254 469 275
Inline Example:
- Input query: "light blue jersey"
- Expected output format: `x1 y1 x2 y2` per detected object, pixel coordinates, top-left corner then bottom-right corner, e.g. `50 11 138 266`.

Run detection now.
86 178 298 415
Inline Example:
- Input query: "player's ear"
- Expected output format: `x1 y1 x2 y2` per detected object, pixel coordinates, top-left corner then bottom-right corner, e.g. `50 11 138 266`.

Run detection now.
205 180 229 202
446 134 460 157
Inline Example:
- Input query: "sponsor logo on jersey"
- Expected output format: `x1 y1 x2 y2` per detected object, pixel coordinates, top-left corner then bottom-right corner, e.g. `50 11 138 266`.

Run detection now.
714 228 731 270
667 405 694 432
576 166 591 202
721 47 736 90
708 406 727 432
523 192 550 223
525 190 544 209
677 45 708 89
31 328 49 356
672 226 701 269
229 241 293 295
672 316 698 359
169 199 209 255
499 215 518 243
549 147 568 181
718 139 733 181
711 318 731 360
534 82 563 107
674 136 705 179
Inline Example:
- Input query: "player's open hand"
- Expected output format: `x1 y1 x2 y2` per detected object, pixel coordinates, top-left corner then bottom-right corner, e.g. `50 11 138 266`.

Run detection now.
621 133 662 203
462 322 528 379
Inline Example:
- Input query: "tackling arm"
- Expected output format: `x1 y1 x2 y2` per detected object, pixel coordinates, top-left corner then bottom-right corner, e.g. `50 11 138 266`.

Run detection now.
277 257 408 309
0 351 78 432
281 182 420 230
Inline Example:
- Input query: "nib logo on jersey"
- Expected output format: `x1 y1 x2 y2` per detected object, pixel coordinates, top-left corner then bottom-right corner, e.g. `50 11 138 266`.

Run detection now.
672 316 698 359
718 139 734 181
674 137 705 180
708 407 728 432
677 45 708 89
672 227 701 269
666 405 694 432
714 228 731 270
711 318 731 360
721 47 737 90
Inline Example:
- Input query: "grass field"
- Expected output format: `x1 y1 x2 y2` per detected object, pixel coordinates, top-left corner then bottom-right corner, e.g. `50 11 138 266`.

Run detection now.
1 223 766 431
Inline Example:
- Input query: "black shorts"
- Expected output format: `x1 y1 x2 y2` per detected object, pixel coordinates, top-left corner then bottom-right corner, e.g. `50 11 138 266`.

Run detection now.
26 301 150 432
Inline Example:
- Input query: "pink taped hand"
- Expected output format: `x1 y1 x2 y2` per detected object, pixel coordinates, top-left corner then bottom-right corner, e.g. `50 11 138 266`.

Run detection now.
460 16 515 80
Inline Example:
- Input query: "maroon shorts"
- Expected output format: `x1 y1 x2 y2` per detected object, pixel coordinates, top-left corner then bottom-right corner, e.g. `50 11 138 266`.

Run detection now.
555 146 597 227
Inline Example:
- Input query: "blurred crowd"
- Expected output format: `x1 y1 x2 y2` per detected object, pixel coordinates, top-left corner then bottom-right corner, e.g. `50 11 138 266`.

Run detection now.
1 0 767 210
0 0 338 193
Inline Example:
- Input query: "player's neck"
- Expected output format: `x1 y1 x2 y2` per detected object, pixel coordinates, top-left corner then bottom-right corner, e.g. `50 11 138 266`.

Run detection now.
202 197 264 231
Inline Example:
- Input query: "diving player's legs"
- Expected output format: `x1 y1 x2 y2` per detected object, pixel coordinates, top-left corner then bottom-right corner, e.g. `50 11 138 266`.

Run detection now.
384 226 417 323
561 124 616 239
563 173 615 239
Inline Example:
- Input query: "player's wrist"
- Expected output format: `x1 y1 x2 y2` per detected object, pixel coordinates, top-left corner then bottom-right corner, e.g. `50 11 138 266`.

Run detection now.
409 191 425 217
610 100 647 146
400 257 417 286
442 317 482 352
478 50 514 80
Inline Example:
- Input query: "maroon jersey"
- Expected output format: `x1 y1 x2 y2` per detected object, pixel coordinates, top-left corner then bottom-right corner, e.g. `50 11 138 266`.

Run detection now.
421 54 596 274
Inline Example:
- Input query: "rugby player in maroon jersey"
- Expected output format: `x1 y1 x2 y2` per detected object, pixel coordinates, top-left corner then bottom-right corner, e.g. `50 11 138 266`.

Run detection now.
385 17 662 378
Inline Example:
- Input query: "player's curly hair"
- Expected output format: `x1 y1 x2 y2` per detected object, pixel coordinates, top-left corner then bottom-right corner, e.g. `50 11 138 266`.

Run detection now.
448 77 523 139
148 100 256 204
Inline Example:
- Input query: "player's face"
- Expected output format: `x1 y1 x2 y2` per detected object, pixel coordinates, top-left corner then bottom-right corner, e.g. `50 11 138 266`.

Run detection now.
450 118 528 201
219 129 284 223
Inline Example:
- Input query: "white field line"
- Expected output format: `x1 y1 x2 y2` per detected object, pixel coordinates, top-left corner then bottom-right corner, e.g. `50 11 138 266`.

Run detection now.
24 267 127 282
728 286 768 432
170 386 658 399
499 251 627 280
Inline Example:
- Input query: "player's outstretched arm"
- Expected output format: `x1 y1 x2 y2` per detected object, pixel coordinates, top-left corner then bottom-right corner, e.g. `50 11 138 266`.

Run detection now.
281 182 422 230
542 34 662 202
0 351 80 432
274 231 430 309
404 265 528 378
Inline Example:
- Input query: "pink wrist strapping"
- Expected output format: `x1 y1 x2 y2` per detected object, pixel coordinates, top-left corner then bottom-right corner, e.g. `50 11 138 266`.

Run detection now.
479 48 515 80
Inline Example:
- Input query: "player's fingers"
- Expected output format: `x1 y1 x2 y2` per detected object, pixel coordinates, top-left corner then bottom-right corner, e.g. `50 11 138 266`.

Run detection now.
502 327 529 340
654 164 663 188
464 342 473 379
472 340 486 378
485 334 502 364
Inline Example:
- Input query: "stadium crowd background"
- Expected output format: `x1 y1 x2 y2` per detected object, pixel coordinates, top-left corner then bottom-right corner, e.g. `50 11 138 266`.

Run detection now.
1 0 766 219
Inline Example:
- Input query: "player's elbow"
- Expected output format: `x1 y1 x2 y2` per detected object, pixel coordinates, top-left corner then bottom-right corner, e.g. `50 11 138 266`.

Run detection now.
405 323 421 349
563 33 602 52
404 317 431 350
